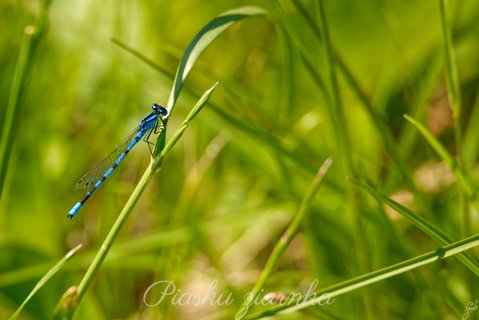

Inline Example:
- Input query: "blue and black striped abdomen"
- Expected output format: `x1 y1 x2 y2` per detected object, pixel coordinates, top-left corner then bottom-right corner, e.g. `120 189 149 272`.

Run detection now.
67 104 167 219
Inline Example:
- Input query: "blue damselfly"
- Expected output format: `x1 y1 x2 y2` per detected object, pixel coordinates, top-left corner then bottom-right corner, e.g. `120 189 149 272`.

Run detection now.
68 103 167 219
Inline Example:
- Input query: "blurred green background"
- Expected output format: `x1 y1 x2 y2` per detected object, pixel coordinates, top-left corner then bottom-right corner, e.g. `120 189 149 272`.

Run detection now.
1 0 479 319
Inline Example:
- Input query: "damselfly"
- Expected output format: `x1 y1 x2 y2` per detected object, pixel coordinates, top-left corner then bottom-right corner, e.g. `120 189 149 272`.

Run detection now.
68 103 168 219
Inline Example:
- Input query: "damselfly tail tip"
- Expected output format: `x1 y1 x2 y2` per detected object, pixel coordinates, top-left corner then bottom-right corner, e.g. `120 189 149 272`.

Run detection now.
68 202 82 219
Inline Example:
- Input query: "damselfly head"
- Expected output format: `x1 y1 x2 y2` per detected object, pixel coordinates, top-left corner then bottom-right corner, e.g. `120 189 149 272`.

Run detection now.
152 103 168 117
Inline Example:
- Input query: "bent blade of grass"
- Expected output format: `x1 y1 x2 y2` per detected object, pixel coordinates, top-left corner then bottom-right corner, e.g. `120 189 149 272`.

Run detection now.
9 244 82 320
0 0 52 199
113 32 324 179
114 6 268 159
245 234 479 319
350 178 479 276
403 115 477 201
165 6 267 114
236 158 333 319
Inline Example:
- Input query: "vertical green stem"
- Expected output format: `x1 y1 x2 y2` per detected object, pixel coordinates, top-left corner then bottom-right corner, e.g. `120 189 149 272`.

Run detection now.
439 0 469 236
0 0 52 198
316 0 372 316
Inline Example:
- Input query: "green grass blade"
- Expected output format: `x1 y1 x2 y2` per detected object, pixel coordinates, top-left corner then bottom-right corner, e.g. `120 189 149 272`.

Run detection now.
439 0 461 122
165 6 267 114
236 158 333 319
439 0 469 237
350 178 479 276
0 0 52 199
313 2 373 314
275 26 294 122
8 244 82 320
245 234 479 319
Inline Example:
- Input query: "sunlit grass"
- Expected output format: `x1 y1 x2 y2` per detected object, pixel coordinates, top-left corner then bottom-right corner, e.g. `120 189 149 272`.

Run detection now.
1 0 479 319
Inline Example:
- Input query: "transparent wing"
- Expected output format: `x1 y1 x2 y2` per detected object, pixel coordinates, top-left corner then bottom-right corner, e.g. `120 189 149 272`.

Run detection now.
74 127 141 190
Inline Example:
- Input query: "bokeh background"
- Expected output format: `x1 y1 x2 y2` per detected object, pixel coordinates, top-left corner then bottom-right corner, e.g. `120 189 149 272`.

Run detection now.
1 0 479 319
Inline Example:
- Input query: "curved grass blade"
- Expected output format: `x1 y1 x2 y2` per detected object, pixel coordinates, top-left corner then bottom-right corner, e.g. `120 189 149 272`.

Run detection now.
164 6 267 115
112 10 328 178
8 244 82 320
111 37 321 176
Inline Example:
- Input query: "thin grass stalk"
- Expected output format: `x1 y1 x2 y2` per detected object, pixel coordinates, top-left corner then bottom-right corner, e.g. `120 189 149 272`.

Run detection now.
236 158 332 319
9 245 82 320
439 0 462 128
439 0 470 238
0 0 52 198
285 0 415 193
314 2 373 315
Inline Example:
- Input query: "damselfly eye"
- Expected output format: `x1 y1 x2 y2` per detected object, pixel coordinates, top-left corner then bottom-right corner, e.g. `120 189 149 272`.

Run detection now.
152 103 167 116
158 106 168 116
